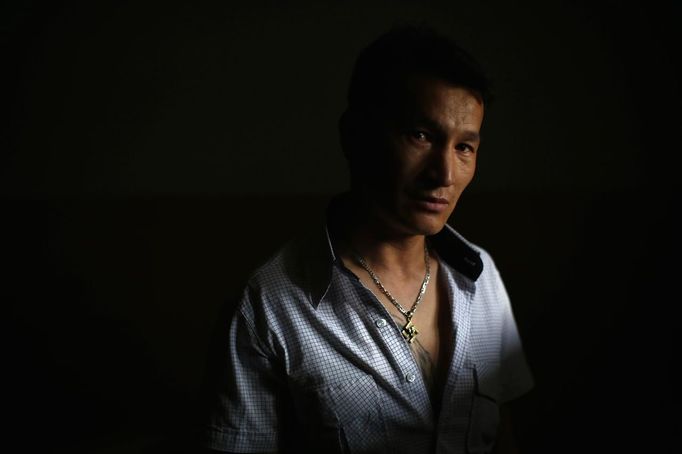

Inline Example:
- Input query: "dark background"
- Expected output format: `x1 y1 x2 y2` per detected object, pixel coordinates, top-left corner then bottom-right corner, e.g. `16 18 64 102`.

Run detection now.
3 1 680 452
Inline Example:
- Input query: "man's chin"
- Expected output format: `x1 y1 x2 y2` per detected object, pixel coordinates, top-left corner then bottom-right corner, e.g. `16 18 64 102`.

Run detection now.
421 224 448 237
405 214 449 237
375 204 450 237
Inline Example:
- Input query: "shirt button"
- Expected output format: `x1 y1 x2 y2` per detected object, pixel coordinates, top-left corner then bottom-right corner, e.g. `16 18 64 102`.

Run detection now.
375 318 388 328
406 373 417 383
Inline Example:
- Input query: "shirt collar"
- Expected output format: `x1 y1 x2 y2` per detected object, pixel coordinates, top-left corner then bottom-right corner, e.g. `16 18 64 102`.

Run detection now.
305 197 484 308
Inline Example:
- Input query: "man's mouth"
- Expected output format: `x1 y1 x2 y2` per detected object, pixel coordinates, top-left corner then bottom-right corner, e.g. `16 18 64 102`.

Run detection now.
412 195 450 212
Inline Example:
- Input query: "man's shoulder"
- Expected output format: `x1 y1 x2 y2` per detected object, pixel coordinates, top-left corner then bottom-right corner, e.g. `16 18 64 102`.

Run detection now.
243 238 302 290
448 233 512 320
239 226 330 305
463 239 501 286
468 242 497 278
436 226 503 296
230 229 333 343
433 224 498 283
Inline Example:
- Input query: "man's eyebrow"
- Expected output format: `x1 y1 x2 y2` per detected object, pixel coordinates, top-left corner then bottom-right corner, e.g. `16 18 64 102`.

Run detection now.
460 131 481 143
409 115 442 132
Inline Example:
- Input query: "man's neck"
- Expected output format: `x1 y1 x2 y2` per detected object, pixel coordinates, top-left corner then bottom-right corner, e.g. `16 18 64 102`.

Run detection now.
332 193 428 279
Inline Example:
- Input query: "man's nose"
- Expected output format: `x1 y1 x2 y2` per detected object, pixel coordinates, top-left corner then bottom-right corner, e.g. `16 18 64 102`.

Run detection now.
427 146 455 187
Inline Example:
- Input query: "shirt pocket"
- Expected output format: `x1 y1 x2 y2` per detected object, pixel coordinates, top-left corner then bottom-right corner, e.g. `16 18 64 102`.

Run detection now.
295 373 388 454
327 374 389 453
466 363 501 454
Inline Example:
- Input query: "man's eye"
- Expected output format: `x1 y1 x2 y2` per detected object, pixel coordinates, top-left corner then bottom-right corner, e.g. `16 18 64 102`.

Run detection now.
410 130 429 142
456 143 475 153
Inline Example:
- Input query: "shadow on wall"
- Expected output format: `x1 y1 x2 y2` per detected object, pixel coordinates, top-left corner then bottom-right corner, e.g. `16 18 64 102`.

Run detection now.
4 190 677 453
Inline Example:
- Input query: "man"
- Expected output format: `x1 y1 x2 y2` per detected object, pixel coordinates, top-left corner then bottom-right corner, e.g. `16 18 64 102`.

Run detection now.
200 26 533 454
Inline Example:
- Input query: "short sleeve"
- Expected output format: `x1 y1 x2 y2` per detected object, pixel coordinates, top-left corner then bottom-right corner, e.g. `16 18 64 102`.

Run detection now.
200 289 283 453
494 267 535 404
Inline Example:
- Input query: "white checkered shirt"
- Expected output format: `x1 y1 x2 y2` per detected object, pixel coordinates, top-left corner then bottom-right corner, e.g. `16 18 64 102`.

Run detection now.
201 207 533 454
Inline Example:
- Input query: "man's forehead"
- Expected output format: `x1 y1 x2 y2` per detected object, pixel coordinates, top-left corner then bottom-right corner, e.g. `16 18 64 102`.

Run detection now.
406 74 483 104
386 75 484 127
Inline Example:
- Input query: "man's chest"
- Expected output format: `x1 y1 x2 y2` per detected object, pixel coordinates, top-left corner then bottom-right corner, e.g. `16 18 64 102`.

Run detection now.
371 267 454 406
272 266 480 452
283 261 455 414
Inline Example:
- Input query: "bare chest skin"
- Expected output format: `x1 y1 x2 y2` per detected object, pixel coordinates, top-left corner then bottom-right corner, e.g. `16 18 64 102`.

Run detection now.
341 253 453 412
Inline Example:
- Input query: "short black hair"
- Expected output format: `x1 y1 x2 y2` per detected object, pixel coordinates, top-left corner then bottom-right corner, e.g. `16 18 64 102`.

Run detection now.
346 25 492 116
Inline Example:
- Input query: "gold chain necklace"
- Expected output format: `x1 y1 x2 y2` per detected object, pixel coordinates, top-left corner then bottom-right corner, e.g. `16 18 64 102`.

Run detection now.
354 243 431 343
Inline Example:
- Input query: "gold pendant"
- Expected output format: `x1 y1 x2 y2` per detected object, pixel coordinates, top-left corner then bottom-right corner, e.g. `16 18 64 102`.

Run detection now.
402 320 419 343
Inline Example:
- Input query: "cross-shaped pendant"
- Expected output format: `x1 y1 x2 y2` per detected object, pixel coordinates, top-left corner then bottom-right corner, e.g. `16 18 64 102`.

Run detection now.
402 320 419 343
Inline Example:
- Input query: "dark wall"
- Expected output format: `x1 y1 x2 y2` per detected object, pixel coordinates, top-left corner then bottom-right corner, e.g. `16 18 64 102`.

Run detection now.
5 0 679 196
3 1 679 453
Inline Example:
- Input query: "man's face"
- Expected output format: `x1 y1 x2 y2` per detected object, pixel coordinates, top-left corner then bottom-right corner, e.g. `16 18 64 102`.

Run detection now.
358 75 484 237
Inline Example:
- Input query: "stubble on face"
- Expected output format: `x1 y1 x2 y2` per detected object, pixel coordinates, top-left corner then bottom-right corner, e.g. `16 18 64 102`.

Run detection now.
360 75 484 239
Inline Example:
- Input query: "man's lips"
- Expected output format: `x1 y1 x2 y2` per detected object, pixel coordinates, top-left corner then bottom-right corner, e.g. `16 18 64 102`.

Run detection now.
412 195 450 212
420 195 449 204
